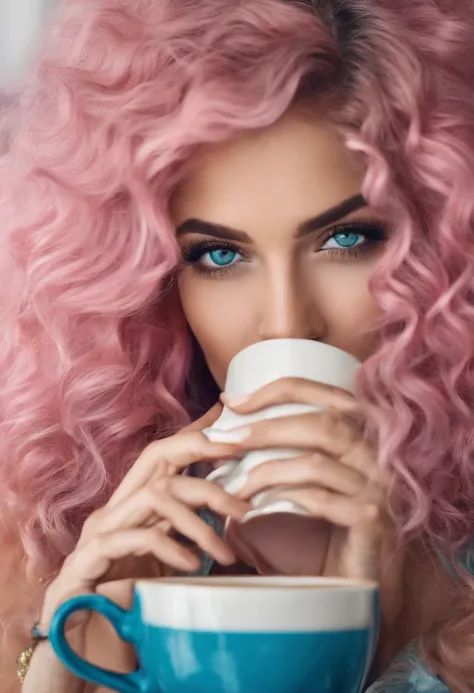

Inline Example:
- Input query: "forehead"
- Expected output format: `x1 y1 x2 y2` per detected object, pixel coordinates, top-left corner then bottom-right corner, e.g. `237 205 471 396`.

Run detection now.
170 107 365 230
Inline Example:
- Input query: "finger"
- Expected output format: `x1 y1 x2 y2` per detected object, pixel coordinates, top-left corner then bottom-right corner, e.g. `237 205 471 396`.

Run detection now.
221 378 358 414
261 487 379 529
95 476 248 532
108 430 240 507
95 478 249 562
183 402 224 433
222 412 376 478
232 411 364 461
166 475 250 519
152 493 236 565
65 527 202 586
270 488 385 580
235 454 366 500
92 476 250 564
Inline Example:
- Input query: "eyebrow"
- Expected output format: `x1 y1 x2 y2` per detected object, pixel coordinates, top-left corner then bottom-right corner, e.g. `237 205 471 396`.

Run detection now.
175 193 367 242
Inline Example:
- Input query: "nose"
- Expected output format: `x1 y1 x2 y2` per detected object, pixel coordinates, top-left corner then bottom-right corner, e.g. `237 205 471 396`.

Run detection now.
257 266 325 342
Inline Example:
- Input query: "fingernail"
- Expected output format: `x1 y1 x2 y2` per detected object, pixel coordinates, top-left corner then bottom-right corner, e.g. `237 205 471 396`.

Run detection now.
223 471 248 495
218 548 237 565
221 393 249 407
184 553 201 570
202 427 251 444
206 461 240 486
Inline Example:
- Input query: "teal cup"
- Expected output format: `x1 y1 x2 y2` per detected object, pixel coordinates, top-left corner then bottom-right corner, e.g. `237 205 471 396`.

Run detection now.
49 575 380 693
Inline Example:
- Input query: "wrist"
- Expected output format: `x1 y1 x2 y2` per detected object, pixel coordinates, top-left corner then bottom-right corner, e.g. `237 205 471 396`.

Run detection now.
16 623 49 684
20 637 86 693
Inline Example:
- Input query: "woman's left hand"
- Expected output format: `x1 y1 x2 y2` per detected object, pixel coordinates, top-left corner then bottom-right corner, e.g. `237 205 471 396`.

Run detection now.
219 378 404 611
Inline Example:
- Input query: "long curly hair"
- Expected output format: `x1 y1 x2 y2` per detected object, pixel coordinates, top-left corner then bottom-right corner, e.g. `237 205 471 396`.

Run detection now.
1 0 474 689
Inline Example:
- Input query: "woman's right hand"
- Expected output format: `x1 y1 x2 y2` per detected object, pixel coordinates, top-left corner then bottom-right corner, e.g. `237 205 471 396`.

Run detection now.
37 404 249 640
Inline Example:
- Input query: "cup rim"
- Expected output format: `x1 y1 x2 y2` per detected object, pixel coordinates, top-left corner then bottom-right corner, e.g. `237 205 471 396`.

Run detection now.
229 338 361 364
135 576 379 591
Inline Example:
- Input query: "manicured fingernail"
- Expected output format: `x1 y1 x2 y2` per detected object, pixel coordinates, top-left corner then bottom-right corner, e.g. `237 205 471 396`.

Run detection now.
206 461 240 486
202 427 251 444
221 393 249 407
218 547 237 565
223 471 248 495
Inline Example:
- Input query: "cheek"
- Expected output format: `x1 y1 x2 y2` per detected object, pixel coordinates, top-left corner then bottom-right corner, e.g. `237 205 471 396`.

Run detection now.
178 274 252 388
314 263 380 360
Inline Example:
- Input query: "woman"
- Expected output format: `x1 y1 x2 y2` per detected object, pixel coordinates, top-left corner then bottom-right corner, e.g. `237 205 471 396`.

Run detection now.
1 0 474 691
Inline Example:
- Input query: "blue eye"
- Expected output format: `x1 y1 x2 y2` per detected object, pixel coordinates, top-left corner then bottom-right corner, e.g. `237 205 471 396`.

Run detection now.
181 241 245 274
322 231 363 250
204 248 239 267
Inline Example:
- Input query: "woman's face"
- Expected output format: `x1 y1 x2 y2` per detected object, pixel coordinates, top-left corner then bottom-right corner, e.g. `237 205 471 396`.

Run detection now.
171 107 388 390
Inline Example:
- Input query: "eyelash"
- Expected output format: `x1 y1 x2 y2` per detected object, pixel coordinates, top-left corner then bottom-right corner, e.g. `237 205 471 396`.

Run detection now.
180 221 387 278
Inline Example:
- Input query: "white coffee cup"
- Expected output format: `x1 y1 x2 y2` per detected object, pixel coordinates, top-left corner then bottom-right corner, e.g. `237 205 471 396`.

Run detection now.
204 339 361 575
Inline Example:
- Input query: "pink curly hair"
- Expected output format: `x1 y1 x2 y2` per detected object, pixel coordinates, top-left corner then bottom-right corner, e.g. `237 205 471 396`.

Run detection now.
1 0 474 689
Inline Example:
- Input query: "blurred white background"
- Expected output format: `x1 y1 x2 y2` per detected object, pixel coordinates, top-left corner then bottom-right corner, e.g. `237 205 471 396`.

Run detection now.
0 0 52 86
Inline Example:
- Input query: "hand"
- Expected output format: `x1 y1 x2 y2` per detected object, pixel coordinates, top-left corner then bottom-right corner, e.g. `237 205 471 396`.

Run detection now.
220 379 405 623
38 403 250 638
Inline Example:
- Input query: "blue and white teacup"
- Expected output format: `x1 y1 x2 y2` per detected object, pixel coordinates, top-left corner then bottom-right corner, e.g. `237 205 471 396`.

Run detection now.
49 575 380 693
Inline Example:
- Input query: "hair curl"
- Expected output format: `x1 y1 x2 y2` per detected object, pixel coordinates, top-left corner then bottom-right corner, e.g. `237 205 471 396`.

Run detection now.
1 0 474 689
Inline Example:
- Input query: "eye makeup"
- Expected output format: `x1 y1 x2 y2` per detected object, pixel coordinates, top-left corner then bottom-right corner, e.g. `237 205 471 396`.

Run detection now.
179 219 388 278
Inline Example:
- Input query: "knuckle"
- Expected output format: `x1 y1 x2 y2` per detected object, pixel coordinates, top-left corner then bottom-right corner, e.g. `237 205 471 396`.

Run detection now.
153 475 173 496
147 525 167 546
79 533 106 563
319 411 340 435
157 518 172 536
314 489 331 505
139 485 160 507
309 451 325 466
321 411 358 446
151 457 170 478
162 475 183 498
142 441 171 469
87 533 107 555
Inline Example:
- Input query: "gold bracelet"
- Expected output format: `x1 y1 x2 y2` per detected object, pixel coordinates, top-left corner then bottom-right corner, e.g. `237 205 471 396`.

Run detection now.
16 624 48 683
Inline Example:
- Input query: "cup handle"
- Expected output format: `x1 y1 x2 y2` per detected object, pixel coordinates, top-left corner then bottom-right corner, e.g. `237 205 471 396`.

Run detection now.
49 594 148 693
